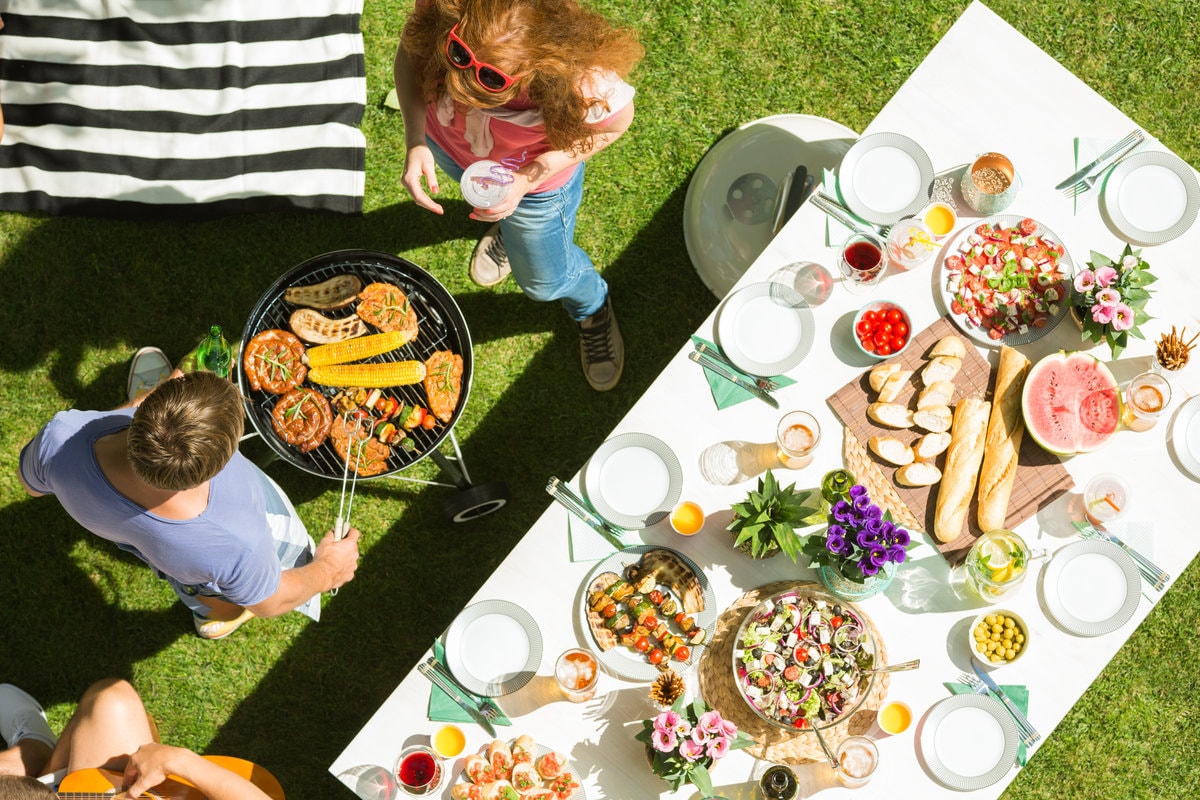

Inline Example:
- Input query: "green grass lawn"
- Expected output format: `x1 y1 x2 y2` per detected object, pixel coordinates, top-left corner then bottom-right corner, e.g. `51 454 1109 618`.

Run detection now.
2 2 1198 798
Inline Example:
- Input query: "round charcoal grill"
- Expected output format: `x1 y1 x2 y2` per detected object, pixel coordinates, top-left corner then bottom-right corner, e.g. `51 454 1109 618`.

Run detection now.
239 249 509 522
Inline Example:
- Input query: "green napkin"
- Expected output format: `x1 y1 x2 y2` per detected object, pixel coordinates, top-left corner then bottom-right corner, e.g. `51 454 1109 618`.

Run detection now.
821 168 857 246
567 515 638 562
689 336 795 409
946 682 1030 766
426 639 512 726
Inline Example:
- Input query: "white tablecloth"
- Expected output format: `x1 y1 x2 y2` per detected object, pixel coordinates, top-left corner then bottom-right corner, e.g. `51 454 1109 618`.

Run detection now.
331 3 1200 798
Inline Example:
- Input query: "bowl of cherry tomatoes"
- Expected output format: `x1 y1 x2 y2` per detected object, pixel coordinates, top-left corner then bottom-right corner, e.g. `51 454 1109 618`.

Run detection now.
853 302 911 359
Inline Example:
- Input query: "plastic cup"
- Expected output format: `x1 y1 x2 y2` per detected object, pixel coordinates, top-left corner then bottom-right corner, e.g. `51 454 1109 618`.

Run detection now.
460 160 513 209
1122 371 1171 432
432 724 465 759
554 648 599 703
1084 473 1130 524
670 501 705 535
885 218 937 271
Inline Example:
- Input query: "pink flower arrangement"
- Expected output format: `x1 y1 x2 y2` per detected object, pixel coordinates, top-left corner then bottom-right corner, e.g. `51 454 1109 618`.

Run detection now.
636 698 754 794
1072 244 1155 358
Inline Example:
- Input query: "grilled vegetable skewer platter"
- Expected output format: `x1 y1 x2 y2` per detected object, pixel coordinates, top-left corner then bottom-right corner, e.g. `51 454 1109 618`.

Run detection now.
239 249 509 522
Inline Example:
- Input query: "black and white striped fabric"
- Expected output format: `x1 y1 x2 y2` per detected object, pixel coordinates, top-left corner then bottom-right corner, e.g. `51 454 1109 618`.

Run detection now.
0 0 366 218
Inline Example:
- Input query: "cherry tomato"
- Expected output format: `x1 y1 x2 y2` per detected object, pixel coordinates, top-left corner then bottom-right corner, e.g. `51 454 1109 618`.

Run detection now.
672 646 691 662
820 643 831 654
891 336 907 351
863 310 879 323
894 321 909 338
642 615 658 631
601 604 617 619
886 308 903 324
421 415 437 430
876 343 892 356
950 299 965 315
873 331 890 348
988 327 1005 340
792 718 808 729
830 615 843 628
783 665 800 681
647 648 665 665
634 636 650 653
648 590 664 605
856 319 873 336
880 322 894 336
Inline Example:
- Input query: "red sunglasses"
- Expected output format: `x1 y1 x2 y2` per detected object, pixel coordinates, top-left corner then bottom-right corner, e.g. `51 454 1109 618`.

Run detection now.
445 23 522 93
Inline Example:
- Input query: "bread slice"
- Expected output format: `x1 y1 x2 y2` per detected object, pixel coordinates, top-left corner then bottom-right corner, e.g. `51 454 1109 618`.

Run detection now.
896 462 943 486
868 362 901 394
877 369 914 403
913 404 953 433
867 402 914 429
922 355 963 385
868 435 915 466
918 380 955 409
913 432 952 461
929 335 967 359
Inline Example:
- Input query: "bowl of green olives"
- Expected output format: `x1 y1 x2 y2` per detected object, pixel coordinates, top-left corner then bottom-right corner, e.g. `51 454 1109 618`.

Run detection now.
968 610 1028 668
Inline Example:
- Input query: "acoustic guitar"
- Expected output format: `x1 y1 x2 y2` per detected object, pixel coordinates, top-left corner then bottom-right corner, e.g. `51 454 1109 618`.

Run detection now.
55 755 285 800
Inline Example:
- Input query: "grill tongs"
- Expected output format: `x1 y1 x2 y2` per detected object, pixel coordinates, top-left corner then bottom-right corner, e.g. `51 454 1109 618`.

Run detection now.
331 413 376 594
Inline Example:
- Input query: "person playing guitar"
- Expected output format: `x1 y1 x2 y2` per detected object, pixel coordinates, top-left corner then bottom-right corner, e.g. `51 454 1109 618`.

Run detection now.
0 679 283 799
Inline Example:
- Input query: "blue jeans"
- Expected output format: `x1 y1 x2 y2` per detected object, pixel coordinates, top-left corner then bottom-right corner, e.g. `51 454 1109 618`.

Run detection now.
427 138 608 321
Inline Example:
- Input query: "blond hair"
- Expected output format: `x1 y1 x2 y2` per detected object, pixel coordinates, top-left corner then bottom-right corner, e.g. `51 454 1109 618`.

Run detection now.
127 372 244 491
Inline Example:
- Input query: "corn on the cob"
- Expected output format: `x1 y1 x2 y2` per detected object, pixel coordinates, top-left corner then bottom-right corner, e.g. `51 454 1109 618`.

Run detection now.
309 361 426 388
305 331 407 367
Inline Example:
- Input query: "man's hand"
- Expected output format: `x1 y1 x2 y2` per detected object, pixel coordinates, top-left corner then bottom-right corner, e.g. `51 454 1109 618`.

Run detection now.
315 526 361 590
123 743 187 798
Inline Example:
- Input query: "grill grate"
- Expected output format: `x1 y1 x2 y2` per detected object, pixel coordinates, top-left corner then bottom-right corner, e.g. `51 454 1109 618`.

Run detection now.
239 250 473 480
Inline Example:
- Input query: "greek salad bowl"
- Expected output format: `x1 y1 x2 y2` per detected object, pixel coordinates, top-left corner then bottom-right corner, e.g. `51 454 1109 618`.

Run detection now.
731 587 877 732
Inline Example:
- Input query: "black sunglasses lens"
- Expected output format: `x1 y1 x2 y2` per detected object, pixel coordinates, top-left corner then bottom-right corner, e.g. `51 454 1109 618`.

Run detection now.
447 39 472 67
478 67 507 90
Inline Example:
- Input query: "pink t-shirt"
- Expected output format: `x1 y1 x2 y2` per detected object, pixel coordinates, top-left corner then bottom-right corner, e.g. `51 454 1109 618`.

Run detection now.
426 69 635 193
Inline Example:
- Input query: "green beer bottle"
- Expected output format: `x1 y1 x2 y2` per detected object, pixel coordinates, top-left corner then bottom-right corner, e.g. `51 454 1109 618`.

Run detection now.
195 325 233 378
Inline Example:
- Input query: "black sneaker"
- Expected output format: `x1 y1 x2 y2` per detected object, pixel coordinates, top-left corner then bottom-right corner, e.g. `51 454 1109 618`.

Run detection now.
578 295 624 392
470 223 512 287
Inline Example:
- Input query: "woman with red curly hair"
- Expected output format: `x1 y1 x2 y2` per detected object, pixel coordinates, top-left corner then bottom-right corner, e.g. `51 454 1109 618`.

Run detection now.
395 0 642 392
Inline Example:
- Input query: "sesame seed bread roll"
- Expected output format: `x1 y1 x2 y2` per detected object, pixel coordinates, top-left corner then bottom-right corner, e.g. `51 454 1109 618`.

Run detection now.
977 345 1032 531
934 397 991 543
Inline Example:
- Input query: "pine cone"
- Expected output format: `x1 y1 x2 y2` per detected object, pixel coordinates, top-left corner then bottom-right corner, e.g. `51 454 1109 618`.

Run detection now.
649 670 685 707
1156 326 1198 371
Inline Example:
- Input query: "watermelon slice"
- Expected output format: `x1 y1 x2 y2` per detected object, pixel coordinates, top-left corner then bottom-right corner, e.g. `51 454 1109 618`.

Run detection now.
1022 351 1120 456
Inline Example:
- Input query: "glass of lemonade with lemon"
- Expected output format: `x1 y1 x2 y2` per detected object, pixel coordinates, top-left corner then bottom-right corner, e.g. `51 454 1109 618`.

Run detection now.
964 529 1031 600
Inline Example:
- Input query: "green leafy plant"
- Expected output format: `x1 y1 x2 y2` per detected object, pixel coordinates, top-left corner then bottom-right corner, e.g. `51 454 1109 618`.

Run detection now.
1073 244 1156 359
727 470 823 561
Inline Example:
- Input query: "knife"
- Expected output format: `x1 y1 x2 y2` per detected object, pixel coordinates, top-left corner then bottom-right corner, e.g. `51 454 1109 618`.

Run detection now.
417 660 497 737
1054 129 1145 190
546 476 626 550
810 191 873 235
971 662 1041 744
688 350 779 408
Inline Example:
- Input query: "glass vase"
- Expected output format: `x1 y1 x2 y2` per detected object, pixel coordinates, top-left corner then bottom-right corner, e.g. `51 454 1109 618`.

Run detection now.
818 561 896 601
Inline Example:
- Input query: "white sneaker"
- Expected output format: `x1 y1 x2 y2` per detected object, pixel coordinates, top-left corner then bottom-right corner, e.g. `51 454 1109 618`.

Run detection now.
0 684 57 749
127 346 173 403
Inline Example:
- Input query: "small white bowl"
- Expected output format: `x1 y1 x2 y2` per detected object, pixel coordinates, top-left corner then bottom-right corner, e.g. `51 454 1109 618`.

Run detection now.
968 609 1029 668
852 301 912 360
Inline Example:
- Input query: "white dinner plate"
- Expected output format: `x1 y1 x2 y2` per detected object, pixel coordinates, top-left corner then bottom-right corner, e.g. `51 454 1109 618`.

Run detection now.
1102 150 1200 246
583 433 682 530
837 132 934 225
1171 395 1200 480
445 600 542 697
938 214 1074 347
1042 540 1141 636
577 545 716 681
714 281 815 376
921 693 1019 790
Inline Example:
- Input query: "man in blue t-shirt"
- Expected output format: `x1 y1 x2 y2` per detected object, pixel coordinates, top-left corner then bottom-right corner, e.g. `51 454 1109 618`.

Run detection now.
18 371 360 640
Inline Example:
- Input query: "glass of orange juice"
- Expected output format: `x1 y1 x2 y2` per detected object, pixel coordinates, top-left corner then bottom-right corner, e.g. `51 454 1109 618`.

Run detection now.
432 724 465 759
670 501 705 535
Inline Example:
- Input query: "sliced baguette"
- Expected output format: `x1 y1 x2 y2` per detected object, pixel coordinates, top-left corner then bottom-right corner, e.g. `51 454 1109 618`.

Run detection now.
868 435 915 466
913 404 953 433
929 335 967 359
877 369 914 403
868 362 901 394
918 379 956 409
913 432 952 461
896 462 943 487
922 355 963 385
867 402 914 429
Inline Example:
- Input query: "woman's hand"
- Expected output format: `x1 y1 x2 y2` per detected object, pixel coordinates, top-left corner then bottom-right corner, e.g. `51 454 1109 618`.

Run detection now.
469 171 534 222
401 144 444 215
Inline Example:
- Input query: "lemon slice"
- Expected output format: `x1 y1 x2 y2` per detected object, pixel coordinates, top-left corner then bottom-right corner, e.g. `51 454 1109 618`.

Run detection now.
990 564 1014 583
979 538 1012 570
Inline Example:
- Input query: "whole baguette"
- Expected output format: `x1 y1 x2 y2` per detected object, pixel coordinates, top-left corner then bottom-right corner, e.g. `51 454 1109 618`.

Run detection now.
934 397 991 542
977 345 1032 531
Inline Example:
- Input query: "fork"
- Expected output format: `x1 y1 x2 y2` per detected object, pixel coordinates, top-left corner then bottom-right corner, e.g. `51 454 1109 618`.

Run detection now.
1061 130 1144 198
424 657 502 721
694 342 779 391
957 672 1041 749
